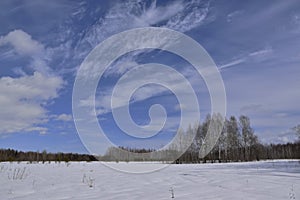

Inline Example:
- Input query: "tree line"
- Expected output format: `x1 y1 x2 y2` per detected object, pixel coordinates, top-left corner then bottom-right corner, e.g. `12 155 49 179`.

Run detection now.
1 114 299 163
177 115 300 163
0 149 97 162
100 114 300 163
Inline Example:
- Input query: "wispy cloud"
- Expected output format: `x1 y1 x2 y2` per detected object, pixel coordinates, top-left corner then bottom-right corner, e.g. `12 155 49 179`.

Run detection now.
219 46 273 71
227 10 244 22
165 0 211 32
219 58 246 70
80 65 199 115
51 0 212 77
248 47 273 57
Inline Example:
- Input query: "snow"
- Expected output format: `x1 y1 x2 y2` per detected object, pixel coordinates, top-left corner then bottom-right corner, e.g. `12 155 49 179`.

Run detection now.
0 160 299 200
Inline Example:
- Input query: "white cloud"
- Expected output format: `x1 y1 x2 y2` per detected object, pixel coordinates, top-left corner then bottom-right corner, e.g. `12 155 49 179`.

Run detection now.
25 127 48 135
0 29 44 56
227 10 244 22
0 72 64 134
0 29 53 75
0 29 67 135
55 114 73 122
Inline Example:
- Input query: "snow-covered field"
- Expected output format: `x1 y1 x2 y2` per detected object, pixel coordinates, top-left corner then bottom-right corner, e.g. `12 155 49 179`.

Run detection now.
0 160 299 200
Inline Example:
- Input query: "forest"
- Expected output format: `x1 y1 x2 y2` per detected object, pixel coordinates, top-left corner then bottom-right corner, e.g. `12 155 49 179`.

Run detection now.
0 149 96 162
1 115 299 163
100 115 300 163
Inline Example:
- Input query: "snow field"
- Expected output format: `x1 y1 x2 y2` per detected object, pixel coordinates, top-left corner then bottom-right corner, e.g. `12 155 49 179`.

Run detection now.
0 160 299 200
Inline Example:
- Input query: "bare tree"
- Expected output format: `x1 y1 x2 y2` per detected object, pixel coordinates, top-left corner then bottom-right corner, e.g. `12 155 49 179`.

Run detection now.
226 116 241 161
239 115 257 161
217 125 227 161
198 113 224 162
198 114 210 162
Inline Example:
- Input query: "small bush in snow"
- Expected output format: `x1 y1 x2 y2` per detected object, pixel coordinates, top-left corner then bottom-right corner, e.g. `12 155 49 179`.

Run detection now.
82 173 95 188
7 167 29 180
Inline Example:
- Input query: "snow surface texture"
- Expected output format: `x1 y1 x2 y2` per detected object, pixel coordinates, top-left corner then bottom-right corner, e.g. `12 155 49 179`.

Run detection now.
0 160 299 200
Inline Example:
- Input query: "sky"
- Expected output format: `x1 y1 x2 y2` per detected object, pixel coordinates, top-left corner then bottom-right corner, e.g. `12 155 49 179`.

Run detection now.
0 0 299 154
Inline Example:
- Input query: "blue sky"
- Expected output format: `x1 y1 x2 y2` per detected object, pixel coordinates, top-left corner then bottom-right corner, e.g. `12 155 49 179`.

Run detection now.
0 0 299 154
